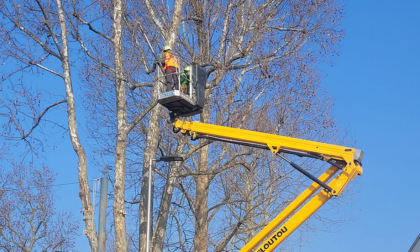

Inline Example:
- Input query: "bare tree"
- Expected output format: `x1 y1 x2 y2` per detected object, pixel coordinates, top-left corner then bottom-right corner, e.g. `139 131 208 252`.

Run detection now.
1 0 344 251
0 163 77 251
135 1 185 251
118 0 342 251
158 1 343 251
0 0 98 248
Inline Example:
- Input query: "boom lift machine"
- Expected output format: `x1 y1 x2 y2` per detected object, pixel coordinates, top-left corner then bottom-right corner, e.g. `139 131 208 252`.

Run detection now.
157 64 364 252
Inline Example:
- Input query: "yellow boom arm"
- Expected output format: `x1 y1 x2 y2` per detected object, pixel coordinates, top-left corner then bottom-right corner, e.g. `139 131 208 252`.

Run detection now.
173 119 363 251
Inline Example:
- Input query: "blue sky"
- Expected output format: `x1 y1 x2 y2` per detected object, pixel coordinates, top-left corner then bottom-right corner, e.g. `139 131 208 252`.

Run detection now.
299 1 420 251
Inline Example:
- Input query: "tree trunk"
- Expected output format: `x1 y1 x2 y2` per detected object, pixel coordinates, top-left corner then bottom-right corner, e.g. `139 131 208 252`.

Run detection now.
193 90 211 252
152 141 186 252
56 0 98 249
140 1 184 251
139 103 161 251
112 0 129 250
193 171 210 252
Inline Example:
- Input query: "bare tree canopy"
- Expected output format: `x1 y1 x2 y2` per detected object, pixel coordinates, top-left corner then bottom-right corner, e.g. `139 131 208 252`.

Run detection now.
0 164 77 251
0 0 347 251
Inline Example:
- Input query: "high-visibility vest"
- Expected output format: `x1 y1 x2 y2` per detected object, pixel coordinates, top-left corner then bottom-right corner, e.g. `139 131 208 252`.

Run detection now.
163 52 179 72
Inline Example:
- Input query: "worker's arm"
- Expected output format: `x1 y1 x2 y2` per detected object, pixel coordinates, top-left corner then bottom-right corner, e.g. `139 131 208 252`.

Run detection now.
160 51 167 65
145 61 157 75
144 52 166 75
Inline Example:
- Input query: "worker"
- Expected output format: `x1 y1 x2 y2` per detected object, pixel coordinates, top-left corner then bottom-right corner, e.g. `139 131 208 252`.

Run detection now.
161 45 179 92
180 66 190 94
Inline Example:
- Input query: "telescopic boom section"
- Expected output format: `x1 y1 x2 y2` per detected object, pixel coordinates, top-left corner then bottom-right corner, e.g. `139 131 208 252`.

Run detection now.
173 119 364 165
173 119 364 252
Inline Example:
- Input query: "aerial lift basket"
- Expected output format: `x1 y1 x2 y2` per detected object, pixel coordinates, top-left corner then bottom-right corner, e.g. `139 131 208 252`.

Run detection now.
157 63 206 120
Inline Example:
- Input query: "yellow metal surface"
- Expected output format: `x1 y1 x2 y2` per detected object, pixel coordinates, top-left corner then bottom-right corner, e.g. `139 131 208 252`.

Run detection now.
255 188 333 252
173 119 364 251
239 166 339 252
251 163 362 252
174 119 356 164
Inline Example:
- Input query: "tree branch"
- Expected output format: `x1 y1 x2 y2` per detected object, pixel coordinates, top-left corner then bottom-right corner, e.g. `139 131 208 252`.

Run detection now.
72 12 112 41
22 99 67 140
214 220 243 252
